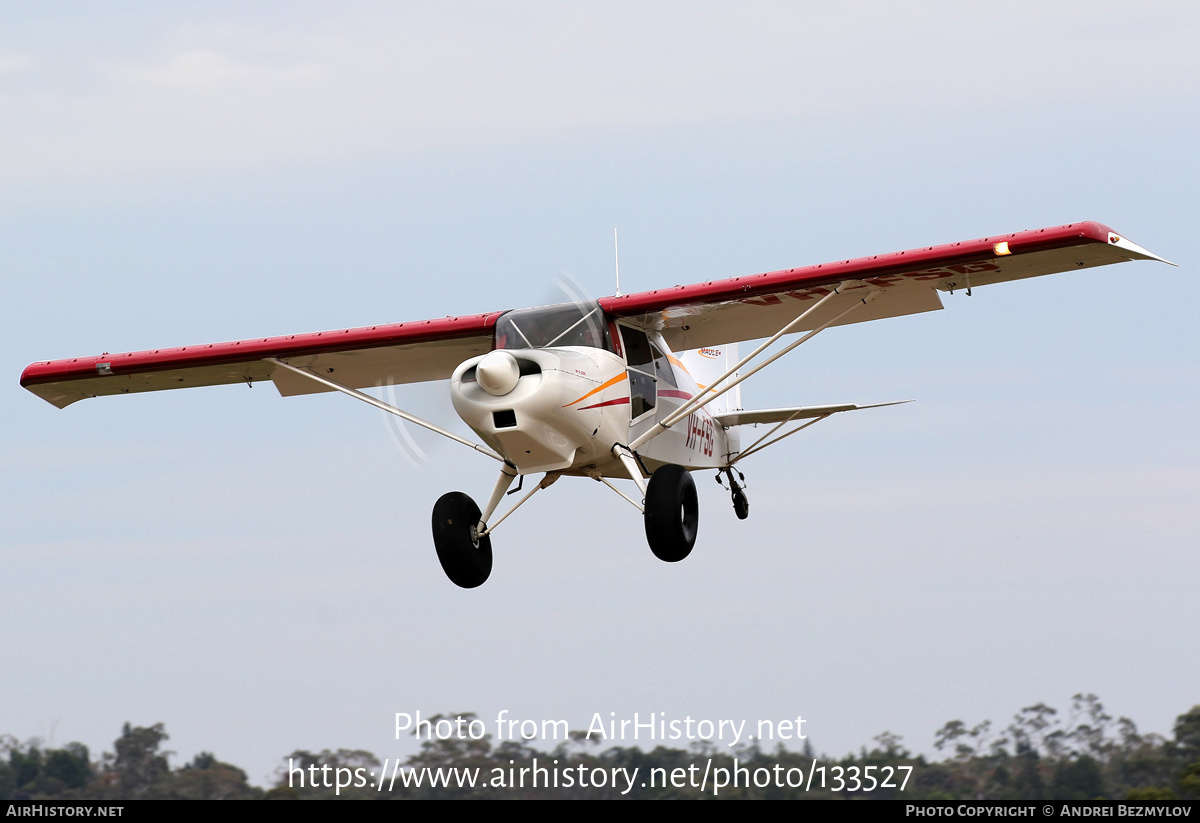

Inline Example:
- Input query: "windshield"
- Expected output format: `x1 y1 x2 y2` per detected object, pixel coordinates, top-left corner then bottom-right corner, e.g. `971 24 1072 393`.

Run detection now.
494 301 612 351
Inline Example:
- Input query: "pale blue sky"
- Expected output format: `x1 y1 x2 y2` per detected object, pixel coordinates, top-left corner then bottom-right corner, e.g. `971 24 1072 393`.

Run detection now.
3 2 1197 785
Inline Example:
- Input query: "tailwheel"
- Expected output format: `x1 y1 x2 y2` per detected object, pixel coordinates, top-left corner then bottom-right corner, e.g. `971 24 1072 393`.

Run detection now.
643 464 698 562
431 492 493 588
720 467 749 520
732 487 749 520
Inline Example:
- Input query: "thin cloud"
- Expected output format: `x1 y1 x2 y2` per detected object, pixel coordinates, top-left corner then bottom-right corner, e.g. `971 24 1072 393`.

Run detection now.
0 3 1195 187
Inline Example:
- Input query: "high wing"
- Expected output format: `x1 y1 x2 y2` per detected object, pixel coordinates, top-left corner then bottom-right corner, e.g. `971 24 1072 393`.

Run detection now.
21 312 502 409
600 221 1171 351
20 221 1169 409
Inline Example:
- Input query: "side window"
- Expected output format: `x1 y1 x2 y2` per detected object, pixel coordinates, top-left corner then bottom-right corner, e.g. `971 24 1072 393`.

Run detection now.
622 326 653 370
652 344 677 388
620 326 656 421
628 371 656 419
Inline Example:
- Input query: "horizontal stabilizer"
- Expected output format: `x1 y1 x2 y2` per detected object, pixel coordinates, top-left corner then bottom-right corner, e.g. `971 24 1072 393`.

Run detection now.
714 401 911 428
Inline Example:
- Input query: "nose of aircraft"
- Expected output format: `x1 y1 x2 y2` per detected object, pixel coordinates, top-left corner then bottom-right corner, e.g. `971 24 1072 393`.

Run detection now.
475 350 521 396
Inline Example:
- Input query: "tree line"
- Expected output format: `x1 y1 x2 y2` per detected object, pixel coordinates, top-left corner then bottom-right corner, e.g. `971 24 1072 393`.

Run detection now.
3 695 1198 800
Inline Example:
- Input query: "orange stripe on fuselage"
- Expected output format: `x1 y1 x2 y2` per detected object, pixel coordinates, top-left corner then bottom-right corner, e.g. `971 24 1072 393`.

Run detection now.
563 371 628 407
666 353 690 375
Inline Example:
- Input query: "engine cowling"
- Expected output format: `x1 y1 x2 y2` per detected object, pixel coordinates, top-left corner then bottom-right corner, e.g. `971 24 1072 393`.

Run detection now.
450 347 625 474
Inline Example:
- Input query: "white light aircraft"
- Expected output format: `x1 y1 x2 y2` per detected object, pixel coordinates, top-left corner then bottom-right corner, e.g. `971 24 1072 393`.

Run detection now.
22 222 1171 588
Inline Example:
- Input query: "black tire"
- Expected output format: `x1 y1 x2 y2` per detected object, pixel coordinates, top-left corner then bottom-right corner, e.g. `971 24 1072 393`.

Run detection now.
431 492 493 588
732 489 749 520
643 464 699 562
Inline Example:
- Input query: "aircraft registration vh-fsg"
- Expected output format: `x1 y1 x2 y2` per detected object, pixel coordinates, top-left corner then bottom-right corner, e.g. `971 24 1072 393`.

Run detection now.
21 222 1172 588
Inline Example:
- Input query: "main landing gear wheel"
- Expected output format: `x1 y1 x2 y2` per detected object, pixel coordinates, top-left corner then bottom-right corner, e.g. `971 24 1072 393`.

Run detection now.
643 464 698 563
431 492 492 588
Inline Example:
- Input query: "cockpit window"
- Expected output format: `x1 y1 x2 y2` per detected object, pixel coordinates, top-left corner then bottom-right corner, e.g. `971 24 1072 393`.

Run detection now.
494 301 612 351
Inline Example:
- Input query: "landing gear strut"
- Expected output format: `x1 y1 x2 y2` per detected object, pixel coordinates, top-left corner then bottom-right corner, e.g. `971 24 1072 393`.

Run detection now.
644 464 698 562
431 492 493 588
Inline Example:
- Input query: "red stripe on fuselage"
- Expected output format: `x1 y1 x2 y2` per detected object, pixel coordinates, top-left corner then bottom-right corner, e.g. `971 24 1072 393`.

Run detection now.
577 397 630 410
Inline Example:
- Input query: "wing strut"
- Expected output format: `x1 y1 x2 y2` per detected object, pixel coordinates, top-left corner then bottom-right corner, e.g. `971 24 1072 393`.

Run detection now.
626 283 882 452
266 357 506 463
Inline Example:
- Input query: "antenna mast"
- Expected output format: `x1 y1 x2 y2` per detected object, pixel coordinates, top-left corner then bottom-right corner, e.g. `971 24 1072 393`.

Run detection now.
614 228 621 297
